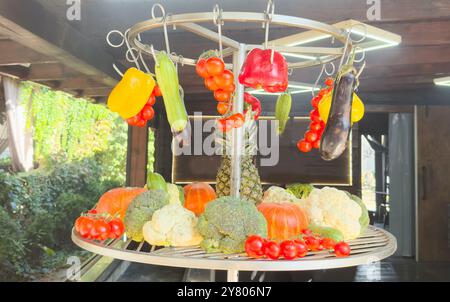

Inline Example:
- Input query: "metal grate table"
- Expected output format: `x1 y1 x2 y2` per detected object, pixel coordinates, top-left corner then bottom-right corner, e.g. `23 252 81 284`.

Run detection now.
72 226 397 282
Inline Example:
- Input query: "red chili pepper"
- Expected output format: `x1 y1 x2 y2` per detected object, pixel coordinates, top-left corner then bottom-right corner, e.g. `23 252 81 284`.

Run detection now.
244 92 262 120
238 48 288 93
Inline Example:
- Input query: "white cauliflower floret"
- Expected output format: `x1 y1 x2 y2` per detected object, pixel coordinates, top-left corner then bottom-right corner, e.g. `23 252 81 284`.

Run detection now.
299 187 362 240
143 203 203 247
261 186 302 204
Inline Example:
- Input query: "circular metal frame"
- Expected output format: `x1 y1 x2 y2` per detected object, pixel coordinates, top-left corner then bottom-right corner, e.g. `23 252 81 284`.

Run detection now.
72 226 396 272
127 12 350 69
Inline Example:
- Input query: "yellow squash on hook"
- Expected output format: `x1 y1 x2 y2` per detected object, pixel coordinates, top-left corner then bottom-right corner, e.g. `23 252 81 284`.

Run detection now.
318 90 365 124
107 68 155 119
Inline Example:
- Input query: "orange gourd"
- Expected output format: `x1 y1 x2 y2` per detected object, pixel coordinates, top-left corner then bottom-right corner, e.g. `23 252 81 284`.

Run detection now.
95 187 147 220
257 203 309 241
183 182 217 216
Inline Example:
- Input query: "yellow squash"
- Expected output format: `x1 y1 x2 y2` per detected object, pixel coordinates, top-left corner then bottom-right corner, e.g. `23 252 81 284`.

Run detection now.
107 68 155 119
318 91 365 124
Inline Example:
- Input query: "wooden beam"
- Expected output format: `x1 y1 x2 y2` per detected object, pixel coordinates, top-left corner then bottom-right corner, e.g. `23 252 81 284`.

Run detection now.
126 125 148 187
0 0 122 87
25 63 79 81
82 87 112 97
57 77 110 90
0 65 28 78
0 40 55 65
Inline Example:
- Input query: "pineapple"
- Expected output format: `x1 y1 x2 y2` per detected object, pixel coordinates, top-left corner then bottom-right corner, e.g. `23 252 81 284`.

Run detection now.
215 111 263 204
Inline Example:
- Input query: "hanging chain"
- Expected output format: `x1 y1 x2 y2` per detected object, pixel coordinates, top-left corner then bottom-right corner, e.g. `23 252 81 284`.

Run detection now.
213 5 224 59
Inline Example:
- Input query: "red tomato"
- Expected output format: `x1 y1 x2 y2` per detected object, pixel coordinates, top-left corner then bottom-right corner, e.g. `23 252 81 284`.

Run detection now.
263 241 281 260
127 115 140 126
223 83 236 93
311 96 321 108
297 140 312 153
213 70 234 89
216 118 233 133
79 217 94 238
229 113 245 128
153 84 162 97
146 95 156 106
141 105 155 121
293 239 308 258
301 229 313 236
310 121 322 132
135 118 147 128
305 130 319 143
245 235 265 258
334 242 351 257
313 140 320 149
75 216 84 233
205 77 219 91
109 218 125 238
88 209 97 215
195 59 210 78
304 235 323 251
205 57 225 76
214 89 231 102
217 102 230 115
321 238 336 250
94 219 111 241
318 88 328 97
280 240 298 260
310 109 322 123
325 78 334 87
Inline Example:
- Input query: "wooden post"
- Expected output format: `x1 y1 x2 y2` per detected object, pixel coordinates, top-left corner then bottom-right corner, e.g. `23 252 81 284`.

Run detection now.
126 125 148 187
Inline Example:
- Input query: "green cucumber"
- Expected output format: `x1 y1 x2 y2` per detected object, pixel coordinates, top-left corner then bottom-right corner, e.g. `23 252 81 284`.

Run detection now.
308 224 344 242
147 172 167 192
275 93 292 135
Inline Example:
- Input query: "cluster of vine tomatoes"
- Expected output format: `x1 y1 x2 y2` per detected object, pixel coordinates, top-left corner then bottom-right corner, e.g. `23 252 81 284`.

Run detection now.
74 210 125 240
196 56 235 116
244 228 350 260
297 78 334 153
216 113 245 133
126 84 162 127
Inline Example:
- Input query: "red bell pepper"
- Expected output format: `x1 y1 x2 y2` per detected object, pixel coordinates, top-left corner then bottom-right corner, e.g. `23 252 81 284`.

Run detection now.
244 92 262 120
238 48 288 93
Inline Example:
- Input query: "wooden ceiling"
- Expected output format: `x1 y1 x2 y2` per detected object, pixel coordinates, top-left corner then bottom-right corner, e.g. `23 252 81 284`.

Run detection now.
1 0 450 106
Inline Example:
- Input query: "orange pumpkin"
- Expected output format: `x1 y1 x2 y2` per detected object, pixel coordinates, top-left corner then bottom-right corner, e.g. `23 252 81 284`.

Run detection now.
183 182 216 216
95 187 147 220
257 203 309 241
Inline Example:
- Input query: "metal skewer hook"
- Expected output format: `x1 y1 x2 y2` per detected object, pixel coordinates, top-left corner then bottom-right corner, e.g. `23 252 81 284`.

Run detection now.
151 3 171 54
213 4 224 59
263 0 275 50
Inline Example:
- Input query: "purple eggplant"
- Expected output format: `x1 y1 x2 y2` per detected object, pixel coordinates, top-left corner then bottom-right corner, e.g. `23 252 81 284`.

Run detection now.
319 70 356 161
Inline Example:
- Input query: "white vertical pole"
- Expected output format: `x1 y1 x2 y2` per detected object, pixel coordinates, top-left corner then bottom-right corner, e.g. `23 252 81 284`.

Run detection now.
227 269 239 282
230 43 246 197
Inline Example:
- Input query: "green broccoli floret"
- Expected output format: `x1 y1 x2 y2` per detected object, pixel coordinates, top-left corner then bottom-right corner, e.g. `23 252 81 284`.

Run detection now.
197 196 267 254
286 183 314 199
124 189 169 242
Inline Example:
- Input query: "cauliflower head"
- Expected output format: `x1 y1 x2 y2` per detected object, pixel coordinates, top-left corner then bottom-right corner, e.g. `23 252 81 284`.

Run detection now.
299 187 362 240
143 203 202 247
197 196 267 254
261 186 301 204
124 189 169 242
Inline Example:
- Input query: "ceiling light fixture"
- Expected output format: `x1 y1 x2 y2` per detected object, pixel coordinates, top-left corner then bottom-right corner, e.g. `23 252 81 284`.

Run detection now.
434 76 450 87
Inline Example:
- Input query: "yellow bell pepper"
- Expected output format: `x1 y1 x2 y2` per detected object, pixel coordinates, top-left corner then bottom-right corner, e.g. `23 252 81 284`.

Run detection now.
107 68 155 119
318 91 365 124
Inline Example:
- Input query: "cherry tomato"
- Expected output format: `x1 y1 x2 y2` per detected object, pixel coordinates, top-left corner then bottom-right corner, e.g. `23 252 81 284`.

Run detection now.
263 241 281 260
310 109 322 123
141 105 155 121
301 229 313 236
153 84 162 97
216 118 233 133
205 57 225 76
245 235 266 258
127 115 140 126
304 235 323 251
146 94 156 106
214 89 231 102
217 102 230 115
213 70 234 89
297 139 312 153
313 140 320 149
280 240 298 260
311 96 322 108
78 216 94 238
195 58 210 78
229 113 245 128
205 77 219 91
321 238 336 250
135 118 147 128
94 219 111 241
310 121 322 132
325 78 334 87
334 242 351 257
88 209 97 215
223 83 236 93
318 88 328 97
109 218 125 238
75 216 84 233
305 130 319 143
293 239 308 258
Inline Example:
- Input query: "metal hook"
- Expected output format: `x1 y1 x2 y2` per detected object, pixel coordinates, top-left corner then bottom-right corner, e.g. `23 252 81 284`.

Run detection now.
106 30 125 48
151 3 171 54
354 46 366 63
213 5 224 59
150 44 159 66
263 0 275 49
338 30 353 70
112 63 124 77
349 23 368 44
324 62 336 76
312 63 326 97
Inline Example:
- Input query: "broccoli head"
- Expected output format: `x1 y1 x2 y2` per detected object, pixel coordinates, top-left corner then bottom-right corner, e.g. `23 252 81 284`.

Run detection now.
286 183 314 199
197 196 267 254
124 189 169 242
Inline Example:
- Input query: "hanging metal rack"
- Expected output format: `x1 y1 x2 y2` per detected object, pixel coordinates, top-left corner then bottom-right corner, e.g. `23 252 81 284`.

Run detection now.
75 1 401 282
